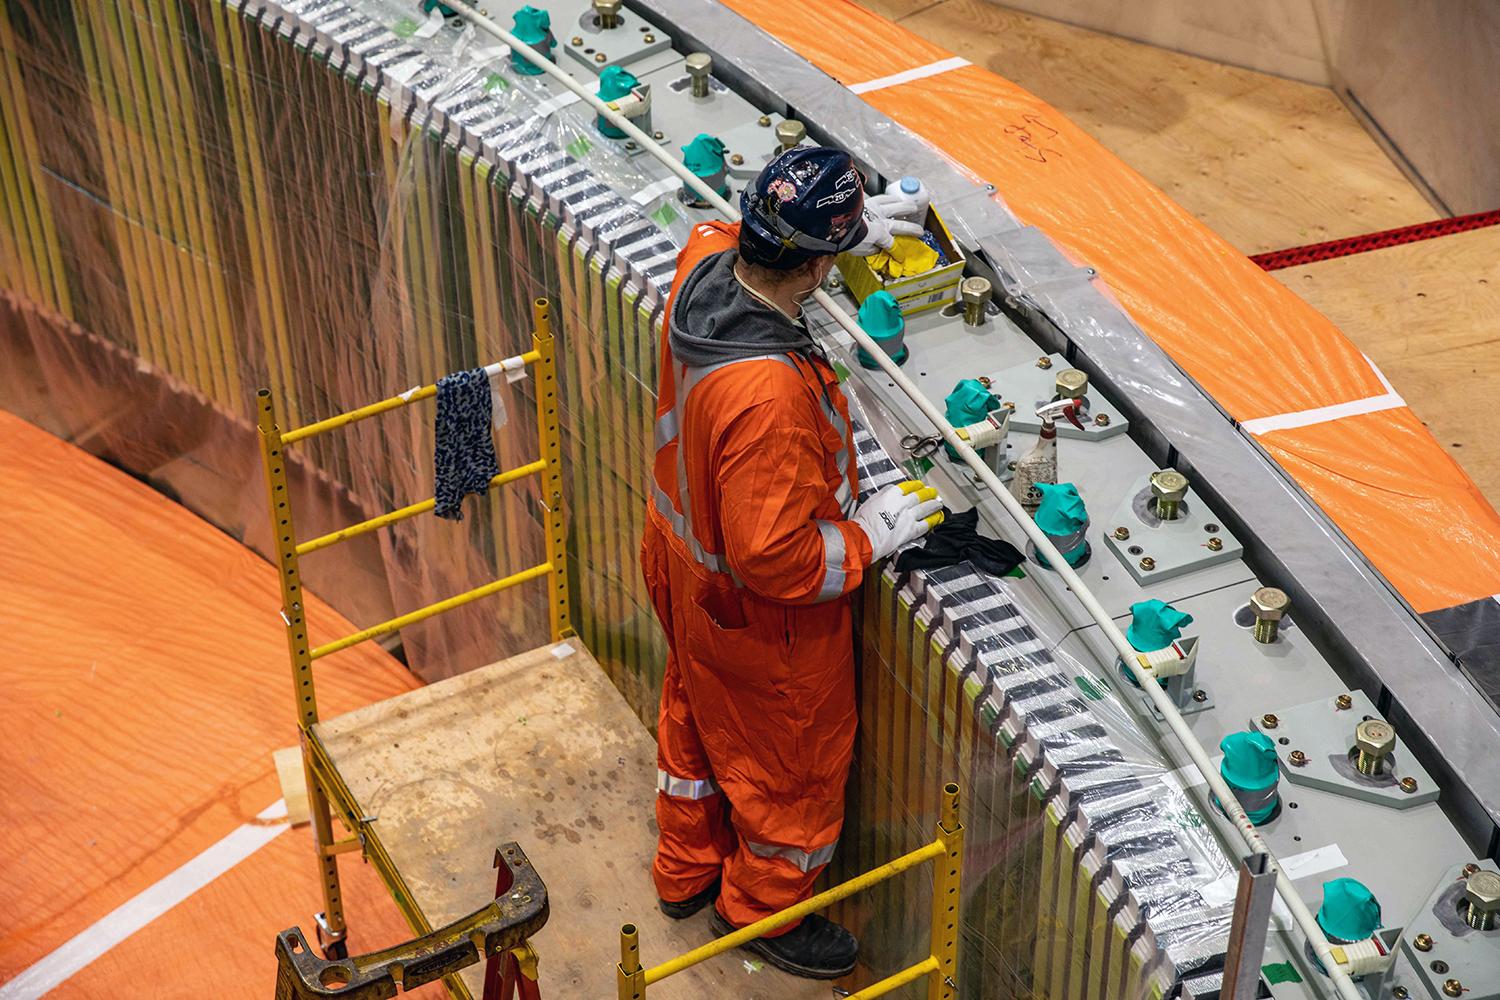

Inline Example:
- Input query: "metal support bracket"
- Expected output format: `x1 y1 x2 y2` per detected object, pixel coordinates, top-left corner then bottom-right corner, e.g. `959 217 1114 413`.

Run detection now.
275 842 548 998
1221 853 1277 1000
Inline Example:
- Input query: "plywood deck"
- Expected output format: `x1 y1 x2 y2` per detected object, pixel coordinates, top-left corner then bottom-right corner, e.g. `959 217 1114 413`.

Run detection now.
314 642 834 999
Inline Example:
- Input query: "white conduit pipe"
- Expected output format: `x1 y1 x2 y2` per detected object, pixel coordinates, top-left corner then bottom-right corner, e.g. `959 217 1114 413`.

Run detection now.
443 4 1361 994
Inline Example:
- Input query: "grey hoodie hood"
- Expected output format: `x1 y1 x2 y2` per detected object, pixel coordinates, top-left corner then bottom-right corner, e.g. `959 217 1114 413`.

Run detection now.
668 249 814 367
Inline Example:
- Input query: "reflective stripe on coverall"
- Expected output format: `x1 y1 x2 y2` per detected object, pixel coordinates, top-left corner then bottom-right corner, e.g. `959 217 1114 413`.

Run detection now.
642 220 874 930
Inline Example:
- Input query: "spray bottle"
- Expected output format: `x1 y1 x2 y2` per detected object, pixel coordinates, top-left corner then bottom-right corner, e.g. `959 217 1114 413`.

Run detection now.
1009 396 1087 515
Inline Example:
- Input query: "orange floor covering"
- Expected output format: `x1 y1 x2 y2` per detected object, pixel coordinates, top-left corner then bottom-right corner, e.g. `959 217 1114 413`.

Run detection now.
0 409 441 997
726 0 1500 614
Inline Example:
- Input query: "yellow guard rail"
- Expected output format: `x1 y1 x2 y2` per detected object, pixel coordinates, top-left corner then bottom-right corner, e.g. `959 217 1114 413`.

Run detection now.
618 782 964 1000
256 298 571 967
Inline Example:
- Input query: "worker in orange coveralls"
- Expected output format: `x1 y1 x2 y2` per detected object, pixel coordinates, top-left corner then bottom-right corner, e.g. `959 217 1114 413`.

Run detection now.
640 146 944 979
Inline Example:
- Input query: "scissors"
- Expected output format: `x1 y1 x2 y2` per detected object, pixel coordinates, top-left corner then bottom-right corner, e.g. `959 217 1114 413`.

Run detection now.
900 433 944 460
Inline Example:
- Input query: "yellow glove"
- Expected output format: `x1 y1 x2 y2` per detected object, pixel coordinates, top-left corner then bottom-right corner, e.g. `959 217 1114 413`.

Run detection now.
869 235 940 279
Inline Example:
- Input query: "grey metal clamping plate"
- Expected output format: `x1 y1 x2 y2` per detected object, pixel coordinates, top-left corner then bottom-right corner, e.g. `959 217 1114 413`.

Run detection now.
555 0 678 78
1391 862 1500 1000
1100 475 1246 585
984 352 1129 441
1252 690 1439 809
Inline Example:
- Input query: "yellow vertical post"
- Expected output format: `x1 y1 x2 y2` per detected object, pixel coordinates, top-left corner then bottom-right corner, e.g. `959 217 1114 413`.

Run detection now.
532 298 573 640
617 923 645 1000
928 782 963 1000
256 388 348 956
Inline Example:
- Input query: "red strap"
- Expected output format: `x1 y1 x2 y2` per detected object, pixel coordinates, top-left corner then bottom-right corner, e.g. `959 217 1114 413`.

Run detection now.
1250 208 1500 271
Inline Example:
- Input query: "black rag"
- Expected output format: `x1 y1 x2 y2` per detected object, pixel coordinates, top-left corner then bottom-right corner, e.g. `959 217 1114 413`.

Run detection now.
434 368 500 521
895 507 1024 577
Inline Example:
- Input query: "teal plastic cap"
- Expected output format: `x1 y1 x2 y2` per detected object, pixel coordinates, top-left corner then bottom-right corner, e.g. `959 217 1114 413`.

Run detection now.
1317 878 1381 943
512 5 552 44
858 291 905 342
1034 482 1087 536
1219 731 1278 791
598 66 638 101
682 134 727 178
1126 598 1194 652
944 378 999 426
510 6 554 75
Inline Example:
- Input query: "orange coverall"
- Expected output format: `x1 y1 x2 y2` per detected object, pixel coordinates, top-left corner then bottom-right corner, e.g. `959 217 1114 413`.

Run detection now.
642 220 874 929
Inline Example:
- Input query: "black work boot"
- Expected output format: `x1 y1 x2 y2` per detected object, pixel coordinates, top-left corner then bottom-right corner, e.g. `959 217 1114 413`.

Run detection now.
710 909 858 979
658 878 721 919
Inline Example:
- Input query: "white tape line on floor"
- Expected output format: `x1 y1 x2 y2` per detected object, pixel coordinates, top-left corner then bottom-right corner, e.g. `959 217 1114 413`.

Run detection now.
0 801 290 1000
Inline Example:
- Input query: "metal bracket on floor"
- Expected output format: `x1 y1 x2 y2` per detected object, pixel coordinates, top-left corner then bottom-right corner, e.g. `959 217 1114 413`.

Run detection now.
274 842 548 998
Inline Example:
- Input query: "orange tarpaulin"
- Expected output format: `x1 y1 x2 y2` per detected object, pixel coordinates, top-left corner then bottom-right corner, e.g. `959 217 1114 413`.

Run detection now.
0 410 429 994
726 0 1500 613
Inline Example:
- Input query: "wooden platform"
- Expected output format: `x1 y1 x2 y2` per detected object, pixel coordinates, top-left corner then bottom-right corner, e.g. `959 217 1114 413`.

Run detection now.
313 642 833 999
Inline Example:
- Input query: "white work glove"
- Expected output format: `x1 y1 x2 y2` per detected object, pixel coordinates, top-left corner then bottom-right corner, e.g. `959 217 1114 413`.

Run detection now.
853 480 946 562
865 192 928 236
846 204 926 257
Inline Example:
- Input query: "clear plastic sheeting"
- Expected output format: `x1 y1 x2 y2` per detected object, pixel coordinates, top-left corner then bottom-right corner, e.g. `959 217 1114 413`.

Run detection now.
0 0 682 695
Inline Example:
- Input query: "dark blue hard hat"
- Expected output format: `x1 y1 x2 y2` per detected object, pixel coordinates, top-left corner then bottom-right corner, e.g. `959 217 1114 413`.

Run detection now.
739 146 868 269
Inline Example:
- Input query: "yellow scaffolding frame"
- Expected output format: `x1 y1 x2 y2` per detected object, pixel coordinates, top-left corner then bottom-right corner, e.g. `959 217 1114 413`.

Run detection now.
256 298 572 968
617 782 964 1000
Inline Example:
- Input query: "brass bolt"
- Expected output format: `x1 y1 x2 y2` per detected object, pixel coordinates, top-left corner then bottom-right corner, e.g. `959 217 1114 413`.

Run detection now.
1393 989 1409 1000
1113 526 1130 541
729 153 744 166
1150 470 1189 521
652 130 664 140
1250 587 1290 644
1139 556 1156 571
593 0 622 28
1400 776 1418 794
1354 719 1396 776
624 140 636 150
1036 356 1053 370
1289 750 1308 767
684 52 712 98
642 32 655 42
571 35 584 45
1206 537 1224 551
1002 400 1016 411
1444 980 1462 998
775 119 806 152
1335 694 1353 710
594 52 607 63
1463 869 1500 930
960 276 992 327
1055 368 1088 400
977 376 992 388
1192 689 1208 703
1414 933 1433 951
1261 713 1278 729
757 115 771 127
1094 413 1110 427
